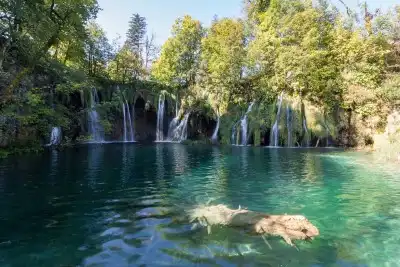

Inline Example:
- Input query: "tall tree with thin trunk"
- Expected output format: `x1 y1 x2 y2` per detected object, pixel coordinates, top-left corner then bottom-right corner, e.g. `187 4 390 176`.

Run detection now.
126 13 147 59
144 33 159 75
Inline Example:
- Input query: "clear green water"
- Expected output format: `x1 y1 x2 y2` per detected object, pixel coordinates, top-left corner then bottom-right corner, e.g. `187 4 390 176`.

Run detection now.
0 144 399 267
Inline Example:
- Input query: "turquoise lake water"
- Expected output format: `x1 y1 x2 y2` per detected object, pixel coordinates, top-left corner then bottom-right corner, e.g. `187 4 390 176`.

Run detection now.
0 144 399 266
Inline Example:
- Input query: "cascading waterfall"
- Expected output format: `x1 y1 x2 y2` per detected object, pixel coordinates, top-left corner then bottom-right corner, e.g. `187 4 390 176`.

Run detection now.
88 88 104 142
286 105 293 147
231 123 238 145
303 117 310 147
231 102 255 145
324 123 330 147
270 93 284 147
48 127 61 146
122 101 135 142
122 102 127 141
156 94 165 141
125 101 134 141
240 102 255 146
167 113 191 142
211 116 220 142
175 97 179 116
168 117 179 138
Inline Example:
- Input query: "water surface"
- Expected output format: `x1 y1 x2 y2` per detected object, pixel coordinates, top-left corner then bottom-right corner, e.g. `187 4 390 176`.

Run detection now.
0 144 399 266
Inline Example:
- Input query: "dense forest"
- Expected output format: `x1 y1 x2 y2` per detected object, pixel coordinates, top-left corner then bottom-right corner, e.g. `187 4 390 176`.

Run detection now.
0 0 399 159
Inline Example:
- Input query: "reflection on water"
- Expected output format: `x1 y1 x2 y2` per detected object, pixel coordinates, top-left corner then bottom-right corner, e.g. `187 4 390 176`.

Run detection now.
86 144 104 189
170 144 188 175
121 144 135 184
0 145 399 266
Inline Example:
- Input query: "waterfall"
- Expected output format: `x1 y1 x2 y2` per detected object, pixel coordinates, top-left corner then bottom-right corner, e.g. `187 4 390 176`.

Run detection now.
270 93 284 147
167 113 190 142
168 117 179 138
240 105 249 145
49 127 61 146
240 102 255 146
88 88 104 142
175 97 179 116
231 123 237 145
122 102 127 141
303 117 310 147
125 101 134 141
122 101 135 142
211 116 220 142
231 102 255 145
324 123 330 147
156 94 165 141
286 105 293 147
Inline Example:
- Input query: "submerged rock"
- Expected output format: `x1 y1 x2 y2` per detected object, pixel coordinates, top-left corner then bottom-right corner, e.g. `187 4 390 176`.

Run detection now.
189 204 319 247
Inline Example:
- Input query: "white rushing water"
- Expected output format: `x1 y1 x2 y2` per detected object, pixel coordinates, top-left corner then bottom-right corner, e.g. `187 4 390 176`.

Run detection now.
231 102 255 145
175 97 179 117
88 88 104 142
323 119 332 147
125 101 134 142
167 117 179 138
122 101 134 142
156 94 165 141
48 127 61 146
122 102 127 142
211 116 220 143
270 93 284 147
303 117 310 147
231 122 238 145
240 102 255 146
286 105 293 147
167 113 191 142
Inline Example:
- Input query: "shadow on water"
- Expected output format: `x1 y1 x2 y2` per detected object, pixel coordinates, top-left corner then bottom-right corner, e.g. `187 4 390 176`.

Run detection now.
0 144 398 266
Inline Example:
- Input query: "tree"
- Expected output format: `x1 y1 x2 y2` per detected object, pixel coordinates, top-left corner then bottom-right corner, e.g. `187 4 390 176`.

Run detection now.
107 44 142 84
84 22 111 76
143 33 159 76
247 0 341 108
200 18 246 113
126 13 147 58
0 0 100 102
151 15 204 90
243 0 271 23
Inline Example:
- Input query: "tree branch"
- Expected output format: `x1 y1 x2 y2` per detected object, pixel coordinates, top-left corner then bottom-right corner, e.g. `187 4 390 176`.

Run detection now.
336 0 352 16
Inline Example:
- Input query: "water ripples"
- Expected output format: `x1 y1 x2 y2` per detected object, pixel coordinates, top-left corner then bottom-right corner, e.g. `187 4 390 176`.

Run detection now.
0 144 399 266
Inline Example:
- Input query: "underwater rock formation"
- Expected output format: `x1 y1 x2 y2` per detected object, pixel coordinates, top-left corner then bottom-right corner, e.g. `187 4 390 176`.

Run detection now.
189 204 319 247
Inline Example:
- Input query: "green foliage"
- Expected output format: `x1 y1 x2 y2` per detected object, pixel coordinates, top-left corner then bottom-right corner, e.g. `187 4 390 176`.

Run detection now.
85 21 113 76
107 45 143 83
151 15 204 89
244 0 271 23
126 14 147 55
199 18 246 115
1 0 400 155
378 74 400 102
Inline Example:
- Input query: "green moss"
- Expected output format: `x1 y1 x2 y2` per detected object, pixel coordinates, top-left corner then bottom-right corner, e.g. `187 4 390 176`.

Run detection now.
0 149 10 158
254 128 261 146
100 119 113 135
219 107 243 145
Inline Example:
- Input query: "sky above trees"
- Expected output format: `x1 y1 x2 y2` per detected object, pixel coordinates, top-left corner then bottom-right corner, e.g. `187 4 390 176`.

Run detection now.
96 0 399 46
95 0 242 46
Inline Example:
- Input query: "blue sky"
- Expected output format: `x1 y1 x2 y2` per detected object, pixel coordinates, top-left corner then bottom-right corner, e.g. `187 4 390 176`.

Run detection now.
96 0 243 46
96 0 399 46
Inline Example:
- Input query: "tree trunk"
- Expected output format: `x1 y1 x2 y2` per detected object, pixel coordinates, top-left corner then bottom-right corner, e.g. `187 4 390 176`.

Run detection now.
189 204 320 247
63 41 71 64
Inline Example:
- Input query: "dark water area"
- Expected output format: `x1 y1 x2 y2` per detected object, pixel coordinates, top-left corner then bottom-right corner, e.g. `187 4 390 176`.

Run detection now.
0 144 399 266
